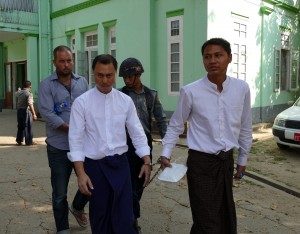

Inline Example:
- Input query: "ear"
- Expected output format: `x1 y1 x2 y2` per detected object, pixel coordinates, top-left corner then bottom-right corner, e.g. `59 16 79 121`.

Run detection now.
228 53 232 63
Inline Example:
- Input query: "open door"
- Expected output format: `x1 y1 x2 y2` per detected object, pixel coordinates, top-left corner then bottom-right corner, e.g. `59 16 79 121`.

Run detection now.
4 63 12 109
4 62 27 109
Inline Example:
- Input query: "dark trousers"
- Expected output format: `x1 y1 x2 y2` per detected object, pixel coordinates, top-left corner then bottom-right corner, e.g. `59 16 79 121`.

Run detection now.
47 144 88 232
16 108 33 145
186 149 237 234
85 155 137 234
127 134 152 220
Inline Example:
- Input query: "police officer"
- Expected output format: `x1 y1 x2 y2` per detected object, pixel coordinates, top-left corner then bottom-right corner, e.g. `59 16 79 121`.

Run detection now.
119 58 168 233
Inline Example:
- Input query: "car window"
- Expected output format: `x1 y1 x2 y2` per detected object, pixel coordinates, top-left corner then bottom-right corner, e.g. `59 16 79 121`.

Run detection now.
295 98 300 106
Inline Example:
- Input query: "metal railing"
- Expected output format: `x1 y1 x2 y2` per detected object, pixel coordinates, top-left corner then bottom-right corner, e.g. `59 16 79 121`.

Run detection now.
0 0 39 26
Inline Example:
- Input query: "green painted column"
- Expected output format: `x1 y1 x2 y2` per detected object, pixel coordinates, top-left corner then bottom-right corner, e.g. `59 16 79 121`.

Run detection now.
0 43 4 96
26 36 38 97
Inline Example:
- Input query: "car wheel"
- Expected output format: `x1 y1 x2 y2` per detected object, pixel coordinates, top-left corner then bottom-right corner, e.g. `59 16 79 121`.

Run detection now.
277 143 289 149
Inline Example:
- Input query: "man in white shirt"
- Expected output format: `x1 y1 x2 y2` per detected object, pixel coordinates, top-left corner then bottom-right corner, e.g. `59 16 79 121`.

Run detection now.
160 38 252 234
67 54 151 234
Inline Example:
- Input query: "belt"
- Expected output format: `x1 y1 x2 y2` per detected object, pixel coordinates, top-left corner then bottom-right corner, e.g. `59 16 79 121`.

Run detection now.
85 153 125 162
189 149 233 161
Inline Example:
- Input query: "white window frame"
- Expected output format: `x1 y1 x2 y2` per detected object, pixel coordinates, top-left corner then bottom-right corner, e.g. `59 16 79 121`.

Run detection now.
108 26 116 58
273 31 299 92
76 50 85 78
231 18 248 81
167 15 183 95
274 48 291 91
280 48 290 91
70 35 76 73
84 30 98 88
281 31 290 49
274 48 280 92
290 51 299 91
70 35 75 52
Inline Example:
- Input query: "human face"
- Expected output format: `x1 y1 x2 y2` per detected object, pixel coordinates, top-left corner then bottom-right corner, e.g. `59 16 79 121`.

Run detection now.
202 44 232 80
94 62 116 94
123 74 141 89
53 50 73 77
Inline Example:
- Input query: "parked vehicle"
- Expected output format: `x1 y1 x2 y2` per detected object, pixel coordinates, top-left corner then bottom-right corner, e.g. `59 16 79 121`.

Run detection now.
272 97 300 149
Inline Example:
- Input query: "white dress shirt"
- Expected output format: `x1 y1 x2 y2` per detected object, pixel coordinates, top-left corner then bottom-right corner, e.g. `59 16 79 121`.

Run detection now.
161 76 252 166
68 87 150 162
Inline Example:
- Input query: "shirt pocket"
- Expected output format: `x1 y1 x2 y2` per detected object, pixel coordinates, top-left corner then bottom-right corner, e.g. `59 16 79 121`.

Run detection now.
112 114 127 133
229 104 244 125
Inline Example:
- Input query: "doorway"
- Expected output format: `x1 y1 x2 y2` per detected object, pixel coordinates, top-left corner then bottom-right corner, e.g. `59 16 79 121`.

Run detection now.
4 61 27 109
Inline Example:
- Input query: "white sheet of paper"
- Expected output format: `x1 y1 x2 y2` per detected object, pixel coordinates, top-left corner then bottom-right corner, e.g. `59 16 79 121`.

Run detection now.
158 163 187 182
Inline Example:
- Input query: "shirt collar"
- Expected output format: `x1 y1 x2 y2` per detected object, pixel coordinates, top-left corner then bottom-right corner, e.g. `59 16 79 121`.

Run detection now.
95 86 114 97
50 72 79 81
204 75 230 91
125 85 145 94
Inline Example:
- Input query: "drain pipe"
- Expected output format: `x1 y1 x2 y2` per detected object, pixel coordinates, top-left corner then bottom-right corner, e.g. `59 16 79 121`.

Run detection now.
260 10 264 123
47 0 52 74
38 0 42 83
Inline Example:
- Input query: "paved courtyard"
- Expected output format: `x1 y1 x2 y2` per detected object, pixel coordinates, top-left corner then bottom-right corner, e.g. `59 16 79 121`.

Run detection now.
0 109 299 234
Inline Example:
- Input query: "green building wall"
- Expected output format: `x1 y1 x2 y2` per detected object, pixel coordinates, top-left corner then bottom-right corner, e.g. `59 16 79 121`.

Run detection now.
1 0 298 123
50 0 207 112
49 0 300 123
0 43 4 105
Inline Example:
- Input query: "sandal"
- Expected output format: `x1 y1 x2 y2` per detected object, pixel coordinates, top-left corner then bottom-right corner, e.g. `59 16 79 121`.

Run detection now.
69 205 88 228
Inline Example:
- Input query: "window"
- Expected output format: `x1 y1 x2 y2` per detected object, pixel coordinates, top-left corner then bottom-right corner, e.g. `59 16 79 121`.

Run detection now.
167 16 183 95
274 49 280 91
108 26 116 58
102 19 117 57
290 51 299 90
281 32 290 49
86 34 98 47
83 31 98 88
274 31 299 91
232 21 247 80
70 36 75 51
0 0 37 13
280 49 289 90
70 36 76 73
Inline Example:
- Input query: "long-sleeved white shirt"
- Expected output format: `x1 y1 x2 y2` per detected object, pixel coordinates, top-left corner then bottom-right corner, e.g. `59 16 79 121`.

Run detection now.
68 87 150 162
161 76 252 166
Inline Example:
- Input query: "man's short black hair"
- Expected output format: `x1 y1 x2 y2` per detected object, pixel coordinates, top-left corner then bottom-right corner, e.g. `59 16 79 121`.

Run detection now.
23 80 31 88
201 38 231 56
53 45 72 60
92 54 118 71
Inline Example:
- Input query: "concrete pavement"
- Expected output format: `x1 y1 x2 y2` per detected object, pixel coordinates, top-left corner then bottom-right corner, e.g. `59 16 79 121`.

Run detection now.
0 109 299 234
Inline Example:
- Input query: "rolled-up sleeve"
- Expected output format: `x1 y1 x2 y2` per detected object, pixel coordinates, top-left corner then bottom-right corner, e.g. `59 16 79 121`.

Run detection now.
38 80 65 129
237 86 252 166
28 93 34 105
161 88 191 158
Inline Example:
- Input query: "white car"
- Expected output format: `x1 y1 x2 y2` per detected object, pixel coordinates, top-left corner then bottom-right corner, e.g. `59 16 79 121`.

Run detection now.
272 98 300 149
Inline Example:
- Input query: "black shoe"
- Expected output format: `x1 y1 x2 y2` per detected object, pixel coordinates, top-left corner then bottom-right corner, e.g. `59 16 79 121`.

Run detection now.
16 141 22 146
26 142 38 146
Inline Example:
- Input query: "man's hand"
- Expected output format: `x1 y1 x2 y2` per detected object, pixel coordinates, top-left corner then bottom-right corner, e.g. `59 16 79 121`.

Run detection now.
159 156 171 170
57 123 69 133
140 155 151 187
77 172 94 196
234 164 246 179
74 161 94 196
139 164 151 187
